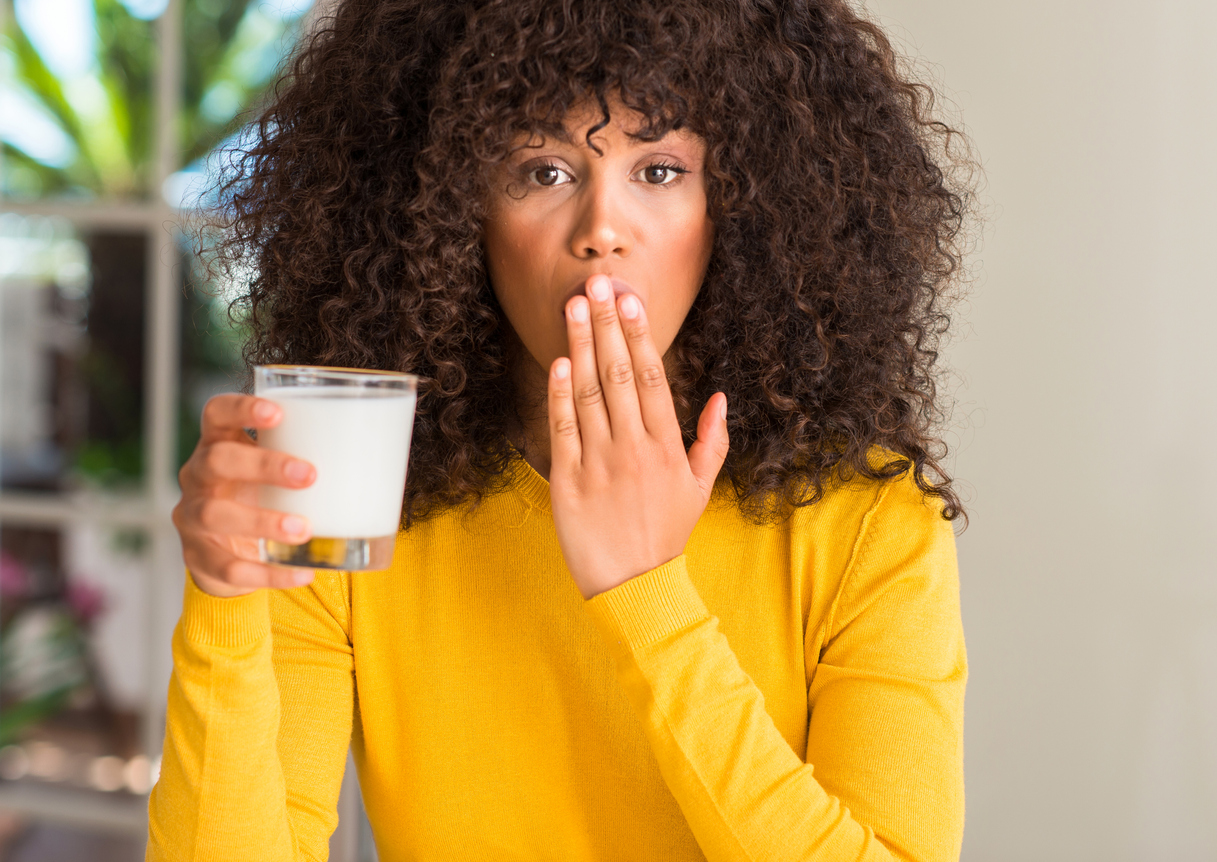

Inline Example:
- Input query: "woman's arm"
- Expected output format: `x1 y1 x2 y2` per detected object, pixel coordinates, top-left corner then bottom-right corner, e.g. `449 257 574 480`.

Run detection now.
549 277 965 858
146 571 355 861
582 475 966 862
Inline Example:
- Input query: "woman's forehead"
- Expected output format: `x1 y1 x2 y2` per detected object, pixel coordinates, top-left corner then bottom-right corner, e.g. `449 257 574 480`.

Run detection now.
506 97 701 154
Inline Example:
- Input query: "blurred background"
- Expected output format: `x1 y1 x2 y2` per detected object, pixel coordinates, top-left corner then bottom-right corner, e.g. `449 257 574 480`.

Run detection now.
0 0 378 858
0 0 1212 860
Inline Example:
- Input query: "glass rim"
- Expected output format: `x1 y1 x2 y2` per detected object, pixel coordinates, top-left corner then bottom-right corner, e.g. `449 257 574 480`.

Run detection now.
255 364 418 385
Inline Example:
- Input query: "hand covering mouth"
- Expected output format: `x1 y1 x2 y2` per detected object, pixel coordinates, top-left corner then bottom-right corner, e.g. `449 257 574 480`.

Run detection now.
560 276 639 318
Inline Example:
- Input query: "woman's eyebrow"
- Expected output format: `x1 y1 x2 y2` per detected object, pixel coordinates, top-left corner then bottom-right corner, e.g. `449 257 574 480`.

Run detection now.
508 124 697 157
507 129 575 157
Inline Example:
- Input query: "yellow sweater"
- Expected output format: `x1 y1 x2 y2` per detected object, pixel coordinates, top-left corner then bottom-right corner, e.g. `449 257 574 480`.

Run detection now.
147 459 966 861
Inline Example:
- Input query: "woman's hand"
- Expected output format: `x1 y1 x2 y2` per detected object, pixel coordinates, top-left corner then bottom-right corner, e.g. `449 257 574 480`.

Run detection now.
173 394 318 597
548 274 730 600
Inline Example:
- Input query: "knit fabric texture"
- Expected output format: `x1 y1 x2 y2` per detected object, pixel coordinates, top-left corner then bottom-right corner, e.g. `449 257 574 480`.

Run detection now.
147 457 966 861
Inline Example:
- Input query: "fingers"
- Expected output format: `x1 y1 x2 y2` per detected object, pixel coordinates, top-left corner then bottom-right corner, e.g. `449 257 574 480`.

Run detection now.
616 292 680 440
547 357 582 474
583 275 643 438
175 392 320 598
567 274 645 441
183 540 314 596
565 293 611 445
182 439 315 493
175 497 311 545
686 393 731 502
200 393 282 444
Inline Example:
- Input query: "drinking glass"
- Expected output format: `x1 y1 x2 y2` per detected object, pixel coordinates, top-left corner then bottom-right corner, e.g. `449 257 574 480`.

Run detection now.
253 365 418 570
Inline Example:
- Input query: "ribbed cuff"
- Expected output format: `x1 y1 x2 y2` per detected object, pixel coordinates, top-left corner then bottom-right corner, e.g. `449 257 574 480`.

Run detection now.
584 556 710 651
181 569 271 647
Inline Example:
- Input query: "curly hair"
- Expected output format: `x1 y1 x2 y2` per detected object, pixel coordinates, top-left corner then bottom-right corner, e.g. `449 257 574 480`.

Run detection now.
208 0 976 527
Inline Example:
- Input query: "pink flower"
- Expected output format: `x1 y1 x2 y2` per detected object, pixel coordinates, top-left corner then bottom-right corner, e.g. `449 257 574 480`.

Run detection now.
0 552 29 598
65 579 107 626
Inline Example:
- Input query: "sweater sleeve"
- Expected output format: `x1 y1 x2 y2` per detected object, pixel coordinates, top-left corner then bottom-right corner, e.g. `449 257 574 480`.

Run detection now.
146 571 355 862
582 477 967 862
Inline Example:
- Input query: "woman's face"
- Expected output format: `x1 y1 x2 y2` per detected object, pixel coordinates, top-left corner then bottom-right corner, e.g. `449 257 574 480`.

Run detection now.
483 101 715 377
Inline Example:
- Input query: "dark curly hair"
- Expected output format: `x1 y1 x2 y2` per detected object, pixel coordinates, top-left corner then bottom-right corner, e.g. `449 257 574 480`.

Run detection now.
208 0 977 527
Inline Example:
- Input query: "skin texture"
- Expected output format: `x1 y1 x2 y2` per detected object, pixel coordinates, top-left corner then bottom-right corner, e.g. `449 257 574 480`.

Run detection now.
484 102 728 598
545 274 729 598
482 101 716 480
174 395 317 597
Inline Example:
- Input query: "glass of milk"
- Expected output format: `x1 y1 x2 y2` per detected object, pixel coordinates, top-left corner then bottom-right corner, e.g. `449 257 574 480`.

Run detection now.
253 365 418 571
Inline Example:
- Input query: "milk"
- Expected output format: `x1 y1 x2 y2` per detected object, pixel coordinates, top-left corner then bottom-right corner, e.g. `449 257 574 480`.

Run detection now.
256 387 417 538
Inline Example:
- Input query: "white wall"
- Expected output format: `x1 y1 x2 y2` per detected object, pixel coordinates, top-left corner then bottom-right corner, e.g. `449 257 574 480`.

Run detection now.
855 0 1217 858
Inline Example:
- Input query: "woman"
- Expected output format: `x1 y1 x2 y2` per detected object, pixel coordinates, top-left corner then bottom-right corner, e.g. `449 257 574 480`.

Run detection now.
151 0 973 859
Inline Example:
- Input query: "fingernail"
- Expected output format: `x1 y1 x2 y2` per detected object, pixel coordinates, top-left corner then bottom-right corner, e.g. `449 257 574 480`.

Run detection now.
282 515 306 537
570 298 589 323
720 397 728 421
588 276 611 302
285 460 311 482
554 359 570 380
254 401 277 422
293 570 314 586
620 294 640 319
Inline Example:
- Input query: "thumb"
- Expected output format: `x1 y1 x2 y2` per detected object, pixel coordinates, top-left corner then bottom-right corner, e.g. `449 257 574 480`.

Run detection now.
687 393 730 501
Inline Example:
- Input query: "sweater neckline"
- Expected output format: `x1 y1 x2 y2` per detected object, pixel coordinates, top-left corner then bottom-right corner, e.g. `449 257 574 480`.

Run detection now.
508 445 552 512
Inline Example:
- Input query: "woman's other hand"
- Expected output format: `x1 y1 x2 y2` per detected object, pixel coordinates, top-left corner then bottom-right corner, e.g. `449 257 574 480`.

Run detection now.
173 394 318 597
548 274 730 599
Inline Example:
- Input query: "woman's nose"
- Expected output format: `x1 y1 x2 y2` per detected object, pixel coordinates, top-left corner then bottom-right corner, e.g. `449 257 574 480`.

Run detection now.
567 179 633 259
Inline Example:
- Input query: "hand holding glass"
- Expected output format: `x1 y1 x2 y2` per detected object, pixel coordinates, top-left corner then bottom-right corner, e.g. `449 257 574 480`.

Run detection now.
254 365 418 570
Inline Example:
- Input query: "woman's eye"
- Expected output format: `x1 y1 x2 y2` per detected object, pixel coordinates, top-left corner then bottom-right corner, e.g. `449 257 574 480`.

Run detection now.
529 165 572 186
637 163 687 185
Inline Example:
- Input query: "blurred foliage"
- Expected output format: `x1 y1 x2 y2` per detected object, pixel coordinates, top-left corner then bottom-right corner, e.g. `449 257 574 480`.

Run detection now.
0 4 308 745
1 0 311 198
0 603 90 745
1 0 310 485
